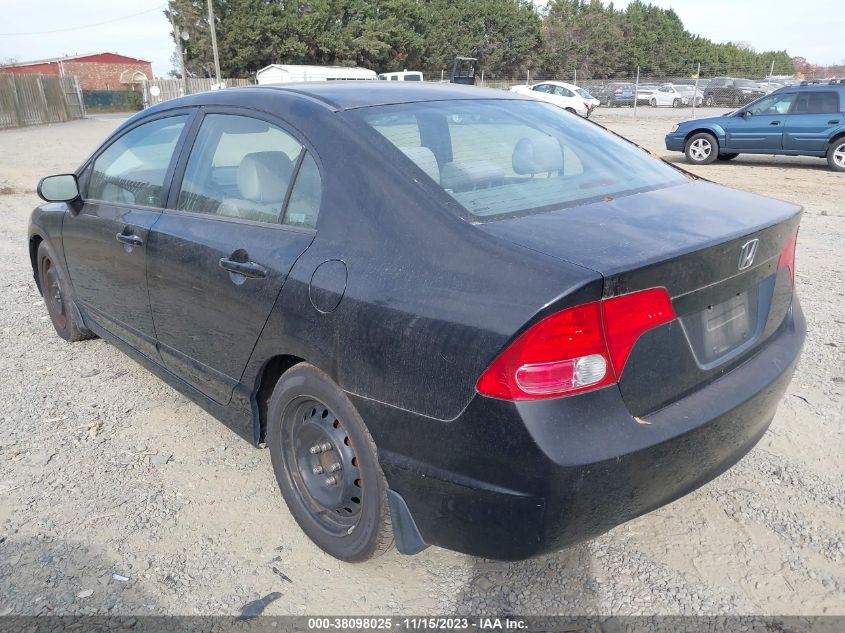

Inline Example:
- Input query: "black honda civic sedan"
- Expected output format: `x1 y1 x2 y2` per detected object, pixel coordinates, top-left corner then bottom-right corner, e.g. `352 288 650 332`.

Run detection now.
29 83 804 562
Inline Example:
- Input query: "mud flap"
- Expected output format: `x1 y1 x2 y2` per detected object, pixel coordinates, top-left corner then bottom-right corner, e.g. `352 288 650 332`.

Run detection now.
387 489 428 555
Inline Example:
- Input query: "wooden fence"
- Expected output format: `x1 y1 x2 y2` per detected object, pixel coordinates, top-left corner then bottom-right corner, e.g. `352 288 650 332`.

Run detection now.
142 77 254 106
0 74 85 129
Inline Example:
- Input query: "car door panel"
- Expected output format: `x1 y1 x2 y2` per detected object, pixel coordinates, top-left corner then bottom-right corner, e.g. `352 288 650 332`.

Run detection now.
725 115 786 151
63 205 161 356
725 93 795 151
146 215 313 403
146 110 320 405
783 91 842 152
61 113 191 359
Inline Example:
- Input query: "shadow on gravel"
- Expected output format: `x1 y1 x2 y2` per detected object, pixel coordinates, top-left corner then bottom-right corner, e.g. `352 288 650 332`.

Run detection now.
663 155 829 171
0 536 153 615
452 543 599 614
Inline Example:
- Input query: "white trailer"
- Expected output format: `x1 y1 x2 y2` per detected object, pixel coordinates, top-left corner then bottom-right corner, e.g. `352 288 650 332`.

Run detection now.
256 65 377 85
377 70 424 82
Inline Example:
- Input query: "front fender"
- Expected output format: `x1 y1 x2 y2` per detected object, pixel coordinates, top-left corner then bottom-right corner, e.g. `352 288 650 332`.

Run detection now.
682 124 727 146
28 203 68 293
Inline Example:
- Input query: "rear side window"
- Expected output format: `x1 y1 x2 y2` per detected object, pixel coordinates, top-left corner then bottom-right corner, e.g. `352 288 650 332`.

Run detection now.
176 114 320 227
792 91 840 114
359 100 686 220
88 115 187 206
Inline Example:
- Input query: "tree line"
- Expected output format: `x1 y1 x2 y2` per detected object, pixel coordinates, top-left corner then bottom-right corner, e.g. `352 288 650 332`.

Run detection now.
166 0 795 80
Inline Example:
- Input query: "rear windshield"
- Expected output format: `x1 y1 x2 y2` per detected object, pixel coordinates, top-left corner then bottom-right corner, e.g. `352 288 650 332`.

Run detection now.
356 99 686 220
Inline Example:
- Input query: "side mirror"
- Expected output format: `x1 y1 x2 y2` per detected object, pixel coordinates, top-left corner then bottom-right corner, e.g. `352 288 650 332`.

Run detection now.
37 174 80 203
740 110 752 118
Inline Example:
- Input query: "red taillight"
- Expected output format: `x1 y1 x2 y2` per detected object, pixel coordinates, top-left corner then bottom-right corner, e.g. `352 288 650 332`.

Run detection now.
601 287 676 377
476 288 676 401
583 101 591 110
778 229 798 287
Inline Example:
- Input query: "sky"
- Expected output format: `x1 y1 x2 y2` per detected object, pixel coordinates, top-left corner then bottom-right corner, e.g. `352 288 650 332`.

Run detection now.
0 0 841 79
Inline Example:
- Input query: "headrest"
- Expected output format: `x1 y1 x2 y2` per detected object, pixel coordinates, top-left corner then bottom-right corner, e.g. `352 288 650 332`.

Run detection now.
440 160 505 192
401 146 440 182
238 151 293 203
512 136 563 175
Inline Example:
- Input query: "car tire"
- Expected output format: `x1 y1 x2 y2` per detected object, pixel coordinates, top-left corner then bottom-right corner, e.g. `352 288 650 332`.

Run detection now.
826 138 845 172
267 363 394 562
717 153 739 161
732 95 740 107
705 95 714 107
673 98 680 108
565 107 576 114
684 132 719 165
36 241 94 342
650 98 657 107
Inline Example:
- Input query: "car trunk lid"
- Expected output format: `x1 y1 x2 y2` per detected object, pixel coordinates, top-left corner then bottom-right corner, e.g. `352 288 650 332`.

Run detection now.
479 180 801 414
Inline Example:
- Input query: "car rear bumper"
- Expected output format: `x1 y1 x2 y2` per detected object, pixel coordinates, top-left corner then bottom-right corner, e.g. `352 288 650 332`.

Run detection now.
357 299 805 560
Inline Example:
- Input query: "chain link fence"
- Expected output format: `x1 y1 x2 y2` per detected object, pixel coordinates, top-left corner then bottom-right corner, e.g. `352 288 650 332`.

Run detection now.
421 62 825 120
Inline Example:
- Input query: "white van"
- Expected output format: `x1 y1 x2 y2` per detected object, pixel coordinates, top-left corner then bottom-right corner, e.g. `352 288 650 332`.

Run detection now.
256 65 377 85
378 71 424 82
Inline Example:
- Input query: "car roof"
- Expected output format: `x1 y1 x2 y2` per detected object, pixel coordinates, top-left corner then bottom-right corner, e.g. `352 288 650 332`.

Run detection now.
159 82 528 113
772 83 845 93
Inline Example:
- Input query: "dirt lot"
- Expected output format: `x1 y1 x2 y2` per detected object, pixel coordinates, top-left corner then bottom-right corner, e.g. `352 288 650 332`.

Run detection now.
0 110 842 617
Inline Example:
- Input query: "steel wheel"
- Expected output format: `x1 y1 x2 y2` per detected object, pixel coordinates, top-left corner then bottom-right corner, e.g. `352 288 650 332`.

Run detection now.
283 397 363 534
268 363 393 561
39 254 69 333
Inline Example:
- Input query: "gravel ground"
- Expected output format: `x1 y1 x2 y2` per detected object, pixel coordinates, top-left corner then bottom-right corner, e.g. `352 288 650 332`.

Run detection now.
0 109 842 617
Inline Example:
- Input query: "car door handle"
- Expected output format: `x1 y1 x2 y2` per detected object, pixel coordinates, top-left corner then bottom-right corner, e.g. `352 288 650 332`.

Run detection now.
116 232 144 248
829 120 840 125
769 121 781 126
219 257 267 279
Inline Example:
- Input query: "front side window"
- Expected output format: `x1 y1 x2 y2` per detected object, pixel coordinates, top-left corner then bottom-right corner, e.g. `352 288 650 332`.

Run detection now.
554 86 575 98
88 115 187 206
792 91 839 114
533 84 552 94
176 114 316 226
747 93 795 115
358 99 686 220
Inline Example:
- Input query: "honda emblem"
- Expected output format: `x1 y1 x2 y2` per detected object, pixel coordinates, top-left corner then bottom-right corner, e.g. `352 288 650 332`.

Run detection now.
738 238 759 271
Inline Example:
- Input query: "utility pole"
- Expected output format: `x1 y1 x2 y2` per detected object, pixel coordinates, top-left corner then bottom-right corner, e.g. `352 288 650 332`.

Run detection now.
169 11 189 96
633 66 640 117
207 0 222 86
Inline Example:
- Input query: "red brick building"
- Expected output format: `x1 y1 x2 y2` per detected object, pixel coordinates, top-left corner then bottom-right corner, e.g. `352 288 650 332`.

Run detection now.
1 52 152 91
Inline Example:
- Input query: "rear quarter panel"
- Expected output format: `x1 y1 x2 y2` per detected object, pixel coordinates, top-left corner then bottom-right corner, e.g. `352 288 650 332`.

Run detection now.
243 114 602 421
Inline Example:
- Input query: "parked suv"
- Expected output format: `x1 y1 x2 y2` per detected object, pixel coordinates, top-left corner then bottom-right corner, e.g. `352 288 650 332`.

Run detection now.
703 77 766 107
665 81 845 171
594 82 636 107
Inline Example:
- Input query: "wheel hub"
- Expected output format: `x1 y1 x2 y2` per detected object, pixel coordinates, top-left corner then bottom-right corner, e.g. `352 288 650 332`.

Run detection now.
690 139 711 160
290 400 362 521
